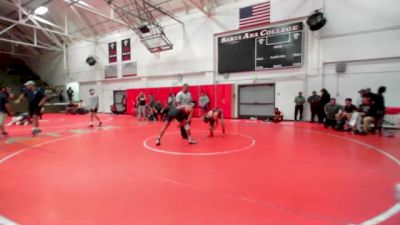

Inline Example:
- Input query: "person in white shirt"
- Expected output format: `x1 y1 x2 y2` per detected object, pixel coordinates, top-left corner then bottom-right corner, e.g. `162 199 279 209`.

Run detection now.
176 84 192 106
88 89 102 127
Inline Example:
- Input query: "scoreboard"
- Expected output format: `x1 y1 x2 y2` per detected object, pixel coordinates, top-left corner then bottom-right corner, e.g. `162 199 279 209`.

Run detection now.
217 22 304 74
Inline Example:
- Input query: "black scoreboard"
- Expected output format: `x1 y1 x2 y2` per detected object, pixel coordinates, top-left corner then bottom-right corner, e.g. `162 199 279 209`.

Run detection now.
217 22 304 74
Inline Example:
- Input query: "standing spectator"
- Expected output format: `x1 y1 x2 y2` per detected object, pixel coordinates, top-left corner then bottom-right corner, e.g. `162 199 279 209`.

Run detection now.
363 88 375 100
324 98 342 128
374 86 386 134
15 81 47 135
88 89 102 127
58 88 64 102
356 89 365 106
167 93 175 106
294 91 306 121
307 91 320 122
0 90 12 136
136 92 147 121
149 93 155 108
199 92 210 114
176 83 192 106
121 94 126 114
319 88 331 123
67 87 74 103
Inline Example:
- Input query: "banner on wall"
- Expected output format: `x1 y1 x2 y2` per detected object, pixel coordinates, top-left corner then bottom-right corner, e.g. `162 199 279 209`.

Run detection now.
121 38 131 61
105 64 118 79
108 42 117 63
122 62 137 77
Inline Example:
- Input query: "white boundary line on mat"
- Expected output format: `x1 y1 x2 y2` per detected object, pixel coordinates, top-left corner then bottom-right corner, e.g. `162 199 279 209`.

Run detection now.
0 215 19 225
143 131 256 156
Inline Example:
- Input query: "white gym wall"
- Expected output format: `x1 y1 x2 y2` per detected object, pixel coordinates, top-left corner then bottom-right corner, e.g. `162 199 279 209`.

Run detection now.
28 0 400 118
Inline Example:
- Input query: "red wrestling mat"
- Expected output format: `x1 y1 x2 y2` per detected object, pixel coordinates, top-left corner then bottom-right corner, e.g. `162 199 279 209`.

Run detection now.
0 114 399 225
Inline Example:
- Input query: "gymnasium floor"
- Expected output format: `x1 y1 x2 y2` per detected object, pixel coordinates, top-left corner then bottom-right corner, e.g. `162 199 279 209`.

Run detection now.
0 114 399 225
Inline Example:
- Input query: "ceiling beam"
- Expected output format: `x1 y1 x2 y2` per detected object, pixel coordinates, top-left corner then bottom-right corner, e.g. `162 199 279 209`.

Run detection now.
184 0 210 16
9 0 65 48
0 16 95 42
0 49 37 58
0 37 62 51
143 1 183 25
65 1 128 27
70 6 97 37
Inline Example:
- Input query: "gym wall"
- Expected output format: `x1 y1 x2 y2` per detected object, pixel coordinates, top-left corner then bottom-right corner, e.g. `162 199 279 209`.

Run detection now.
28 0 400 119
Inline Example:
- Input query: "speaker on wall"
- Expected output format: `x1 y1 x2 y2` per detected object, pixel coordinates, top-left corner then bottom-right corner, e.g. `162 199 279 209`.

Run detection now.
306 10 327 31
138 25 150 34
86 56 97 66
336 63 347 73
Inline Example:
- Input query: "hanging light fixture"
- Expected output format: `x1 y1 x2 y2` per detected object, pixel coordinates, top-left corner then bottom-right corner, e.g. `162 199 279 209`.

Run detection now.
34 6 48 15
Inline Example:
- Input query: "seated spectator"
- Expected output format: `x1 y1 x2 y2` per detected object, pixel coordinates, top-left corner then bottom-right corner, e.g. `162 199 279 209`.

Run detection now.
76 101 87 114
324 98 342 128
336 98 357 131
110 104 117 114
148 108 156 121
152 100 164 121
265 108 284 123
272 107 284 123
66 102 77 114
354 96 376 135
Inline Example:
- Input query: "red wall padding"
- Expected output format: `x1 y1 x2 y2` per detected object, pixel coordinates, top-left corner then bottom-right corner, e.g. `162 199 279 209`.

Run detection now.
126 84 233 118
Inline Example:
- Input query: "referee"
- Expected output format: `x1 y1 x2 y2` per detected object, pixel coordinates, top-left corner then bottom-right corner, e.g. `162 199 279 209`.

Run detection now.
176 83 192 106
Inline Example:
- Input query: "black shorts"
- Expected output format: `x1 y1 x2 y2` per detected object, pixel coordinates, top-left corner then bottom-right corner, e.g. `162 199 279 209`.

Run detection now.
29 105 42 117
167 108 187 122
90 108 98 113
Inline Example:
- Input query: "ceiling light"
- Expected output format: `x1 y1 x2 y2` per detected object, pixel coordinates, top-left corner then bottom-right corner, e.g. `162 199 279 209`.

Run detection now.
34 6 48 15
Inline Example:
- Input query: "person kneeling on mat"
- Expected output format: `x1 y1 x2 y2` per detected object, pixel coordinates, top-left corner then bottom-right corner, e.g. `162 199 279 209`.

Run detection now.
155 104 196 145
202 107 225 137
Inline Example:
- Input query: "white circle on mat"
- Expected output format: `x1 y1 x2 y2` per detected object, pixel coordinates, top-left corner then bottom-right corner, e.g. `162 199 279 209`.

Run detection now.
143 131 256 156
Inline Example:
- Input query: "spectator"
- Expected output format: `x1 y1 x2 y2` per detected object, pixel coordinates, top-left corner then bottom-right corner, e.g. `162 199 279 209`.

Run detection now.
324 98 342 128
199 92 210 114
319 88 331 123
0 90 12 136
354 96 376 135
153 100 164 121
294 91 305 121
363 88 375 100
136 92 147 121
374 86 386 134
336 98 357 131
66 87 74 103
167 93 175 106
307 91 320 123
176 83 192 106
148 108 156 121
356 89 365 106
121 94 126 114
58 88 64 102
149 93 155 108
271 107 284 123
76 100 87 114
